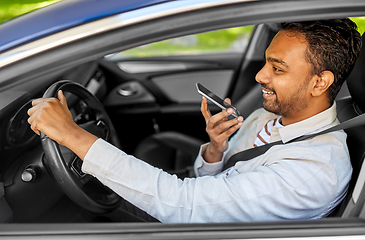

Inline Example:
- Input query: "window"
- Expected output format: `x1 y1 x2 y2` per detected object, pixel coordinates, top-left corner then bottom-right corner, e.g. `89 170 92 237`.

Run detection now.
112 25 254 58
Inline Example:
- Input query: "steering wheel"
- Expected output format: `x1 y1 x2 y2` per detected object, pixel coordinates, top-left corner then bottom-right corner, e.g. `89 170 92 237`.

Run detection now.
40 80 121 213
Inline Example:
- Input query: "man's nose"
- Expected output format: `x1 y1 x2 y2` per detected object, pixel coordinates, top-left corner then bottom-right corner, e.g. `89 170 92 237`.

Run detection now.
255 64 269 84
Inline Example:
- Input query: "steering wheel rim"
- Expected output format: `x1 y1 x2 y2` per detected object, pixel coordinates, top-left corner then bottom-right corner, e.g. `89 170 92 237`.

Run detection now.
40 80 121 213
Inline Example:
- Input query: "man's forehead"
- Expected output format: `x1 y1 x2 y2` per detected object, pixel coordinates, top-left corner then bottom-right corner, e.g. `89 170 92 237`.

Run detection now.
265 30 309 67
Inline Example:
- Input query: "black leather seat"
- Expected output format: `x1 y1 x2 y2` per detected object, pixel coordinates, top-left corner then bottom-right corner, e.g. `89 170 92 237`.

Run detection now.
330 34 365 217
134 84 263 178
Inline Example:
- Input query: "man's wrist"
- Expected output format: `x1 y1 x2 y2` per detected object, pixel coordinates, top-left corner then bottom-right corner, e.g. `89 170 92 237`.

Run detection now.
203 143 224 163
62 124 98 160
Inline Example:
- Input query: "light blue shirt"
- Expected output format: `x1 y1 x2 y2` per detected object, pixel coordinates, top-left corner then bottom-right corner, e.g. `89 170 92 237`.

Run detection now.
82 103 352 223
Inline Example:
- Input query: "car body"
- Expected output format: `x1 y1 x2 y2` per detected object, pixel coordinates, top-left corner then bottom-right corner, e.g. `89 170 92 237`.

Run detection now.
0 0 365 239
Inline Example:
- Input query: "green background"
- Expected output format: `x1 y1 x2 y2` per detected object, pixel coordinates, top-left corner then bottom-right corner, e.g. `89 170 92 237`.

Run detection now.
0 0 60 23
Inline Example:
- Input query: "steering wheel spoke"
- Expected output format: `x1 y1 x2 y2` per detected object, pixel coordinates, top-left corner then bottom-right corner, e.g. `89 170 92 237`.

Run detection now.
80 174 94 186
58 145 76 164
69 156 86 176
79 120 110 141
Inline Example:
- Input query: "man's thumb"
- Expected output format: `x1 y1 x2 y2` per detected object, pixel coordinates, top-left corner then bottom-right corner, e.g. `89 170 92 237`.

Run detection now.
58 90 67 105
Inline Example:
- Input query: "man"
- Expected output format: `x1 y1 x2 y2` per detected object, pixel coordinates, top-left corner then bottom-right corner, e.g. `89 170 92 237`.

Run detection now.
28 19 361 223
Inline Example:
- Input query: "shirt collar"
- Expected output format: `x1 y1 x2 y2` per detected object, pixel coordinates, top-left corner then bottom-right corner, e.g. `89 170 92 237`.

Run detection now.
269 102 338 143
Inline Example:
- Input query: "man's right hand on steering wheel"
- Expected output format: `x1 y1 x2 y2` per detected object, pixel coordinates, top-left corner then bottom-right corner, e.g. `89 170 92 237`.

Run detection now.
27 90 98 160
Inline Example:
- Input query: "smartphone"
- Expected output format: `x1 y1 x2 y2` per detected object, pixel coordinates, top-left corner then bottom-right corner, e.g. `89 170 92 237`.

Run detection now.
196 82 241 118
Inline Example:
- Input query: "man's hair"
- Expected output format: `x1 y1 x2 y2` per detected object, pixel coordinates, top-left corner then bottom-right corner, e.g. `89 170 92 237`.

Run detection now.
281 19 362 104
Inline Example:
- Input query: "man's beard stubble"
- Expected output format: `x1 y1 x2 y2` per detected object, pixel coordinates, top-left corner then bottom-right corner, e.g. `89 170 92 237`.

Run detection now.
261 82 309 118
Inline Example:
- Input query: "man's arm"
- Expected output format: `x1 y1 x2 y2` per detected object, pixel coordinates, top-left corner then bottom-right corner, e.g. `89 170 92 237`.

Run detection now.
27 90 98 160
83 138 338 223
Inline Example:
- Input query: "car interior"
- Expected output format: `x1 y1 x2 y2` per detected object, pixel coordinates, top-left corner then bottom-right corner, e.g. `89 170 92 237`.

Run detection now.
1 17 365 224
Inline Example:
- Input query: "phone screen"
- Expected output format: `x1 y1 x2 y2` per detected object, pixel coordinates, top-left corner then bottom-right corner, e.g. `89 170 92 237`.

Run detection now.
196 83 240 118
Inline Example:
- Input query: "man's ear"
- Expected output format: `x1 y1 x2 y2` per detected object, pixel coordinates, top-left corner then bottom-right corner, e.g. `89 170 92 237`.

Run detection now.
311 70 334 97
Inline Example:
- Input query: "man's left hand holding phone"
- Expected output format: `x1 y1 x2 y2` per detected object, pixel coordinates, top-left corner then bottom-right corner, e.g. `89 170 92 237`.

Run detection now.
197 83 244 164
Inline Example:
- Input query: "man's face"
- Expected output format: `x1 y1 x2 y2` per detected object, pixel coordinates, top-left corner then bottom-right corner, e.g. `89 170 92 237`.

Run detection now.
255 30 314 119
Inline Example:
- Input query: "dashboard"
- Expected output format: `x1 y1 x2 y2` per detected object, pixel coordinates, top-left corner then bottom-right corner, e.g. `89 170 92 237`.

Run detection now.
0 63 105 154
6 100 37 148
0 62 107 222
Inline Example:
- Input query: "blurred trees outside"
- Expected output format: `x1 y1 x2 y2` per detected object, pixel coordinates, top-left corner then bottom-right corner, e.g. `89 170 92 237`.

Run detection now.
0 0 60 23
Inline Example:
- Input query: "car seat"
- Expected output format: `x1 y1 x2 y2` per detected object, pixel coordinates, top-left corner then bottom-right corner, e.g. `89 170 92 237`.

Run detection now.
329 33 365 217
134 84 263 178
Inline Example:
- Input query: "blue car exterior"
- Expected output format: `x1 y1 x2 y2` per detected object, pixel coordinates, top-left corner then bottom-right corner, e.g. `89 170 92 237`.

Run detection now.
0 0 169 53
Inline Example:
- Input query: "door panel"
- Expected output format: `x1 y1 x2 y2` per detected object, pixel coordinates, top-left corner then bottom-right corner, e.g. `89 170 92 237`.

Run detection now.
101 53 245 153
152 69 233 103
100 26 266 153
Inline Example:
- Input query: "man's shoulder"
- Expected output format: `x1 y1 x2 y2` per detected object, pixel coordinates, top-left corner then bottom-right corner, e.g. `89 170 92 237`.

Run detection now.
247 108 277 121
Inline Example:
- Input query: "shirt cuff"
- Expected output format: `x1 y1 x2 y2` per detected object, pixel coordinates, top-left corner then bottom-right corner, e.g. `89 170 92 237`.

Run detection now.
194 143 224 176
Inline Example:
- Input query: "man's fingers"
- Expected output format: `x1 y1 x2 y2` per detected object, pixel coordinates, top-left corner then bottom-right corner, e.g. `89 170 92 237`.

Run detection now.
28 98 54 116
58 90 68 107
201 97 212 121
224 98 231 105
31 97 50 106
27 97 61 135
206 107 234 129
212 119 243 144
211 115 243 134
221 119 243 137
30 121 40 135
27 111 40 135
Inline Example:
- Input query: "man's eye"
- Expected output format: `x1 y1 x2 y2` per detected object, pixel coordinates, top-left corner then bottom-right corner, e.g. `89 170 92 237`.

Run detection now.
273 66 282 72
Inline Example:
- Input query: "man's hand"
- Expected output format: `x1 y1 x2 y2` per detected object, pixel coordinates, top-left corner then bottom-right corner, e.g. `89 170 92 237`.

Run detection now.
201 97 243 163
27 90 98 160
28 90 76 144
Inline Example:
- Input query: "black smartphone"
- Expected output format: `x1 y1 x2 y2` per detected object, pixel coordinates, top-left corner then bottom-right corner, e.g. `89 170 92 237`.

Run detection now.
196 82 241 118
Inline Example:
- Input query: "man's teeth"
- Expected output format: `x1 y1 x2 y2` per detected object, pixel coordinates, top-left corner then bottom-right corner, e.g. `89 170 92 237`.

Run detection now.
262 89 274 94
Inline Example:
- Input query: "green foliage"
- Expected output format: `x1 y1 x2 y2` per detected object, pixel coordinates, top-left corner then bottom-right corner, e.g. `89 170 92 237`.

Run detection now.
0 0 60 23
122 26 254 58
351 17 365 35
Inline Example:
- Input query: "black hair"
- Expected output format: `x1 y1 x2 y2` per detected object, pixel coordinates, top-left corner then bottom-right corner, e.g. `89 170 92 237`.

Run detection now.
281 19 362 104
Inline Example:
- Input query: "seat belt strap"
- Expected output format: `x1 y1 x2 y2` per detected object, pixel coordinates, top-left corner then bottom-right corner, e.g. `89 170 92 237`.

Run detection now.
223 112 365 170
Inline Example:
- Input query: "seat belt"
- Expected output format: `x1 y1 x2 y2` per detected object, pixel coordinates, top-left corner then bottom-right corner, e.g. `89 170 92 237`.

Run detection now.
223 112 365 170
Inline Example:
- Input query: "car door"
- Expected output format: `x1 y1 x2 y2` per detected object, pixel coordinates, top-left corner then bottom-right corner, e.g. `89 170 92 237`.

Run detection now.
98 24 273 153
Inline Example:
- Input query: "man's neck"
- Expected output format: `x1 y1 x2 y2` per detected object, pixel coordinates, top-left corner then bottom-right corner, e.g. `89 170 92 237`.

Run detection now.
280 102 331 126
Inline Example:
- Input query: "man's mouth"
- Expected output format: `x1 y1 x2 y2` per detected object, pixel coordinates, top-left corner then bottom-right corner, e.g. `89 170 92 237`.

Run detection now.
261 84 276 99
262 87 275 98
262 89 274 95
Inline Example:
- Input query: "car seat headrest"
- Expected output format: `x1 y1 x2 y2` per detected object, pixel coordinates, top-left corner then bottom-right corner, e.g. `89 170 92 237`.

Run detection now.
347 34 365 113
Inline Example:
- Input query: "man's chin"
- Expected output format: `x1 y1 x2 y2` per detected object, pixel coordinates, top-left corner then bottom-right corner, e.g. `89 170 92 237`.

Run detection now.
263 102 280 115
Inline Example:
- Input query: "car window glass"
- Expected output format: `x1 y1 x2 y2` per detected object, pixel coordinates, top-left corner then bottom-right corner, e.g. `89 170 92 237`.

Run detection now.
110 25 254 58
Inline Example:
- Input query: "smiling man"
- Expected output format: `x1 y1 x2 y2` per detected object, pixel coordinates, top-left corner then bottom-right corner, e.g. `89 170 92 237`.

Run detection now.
28 19 361 223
